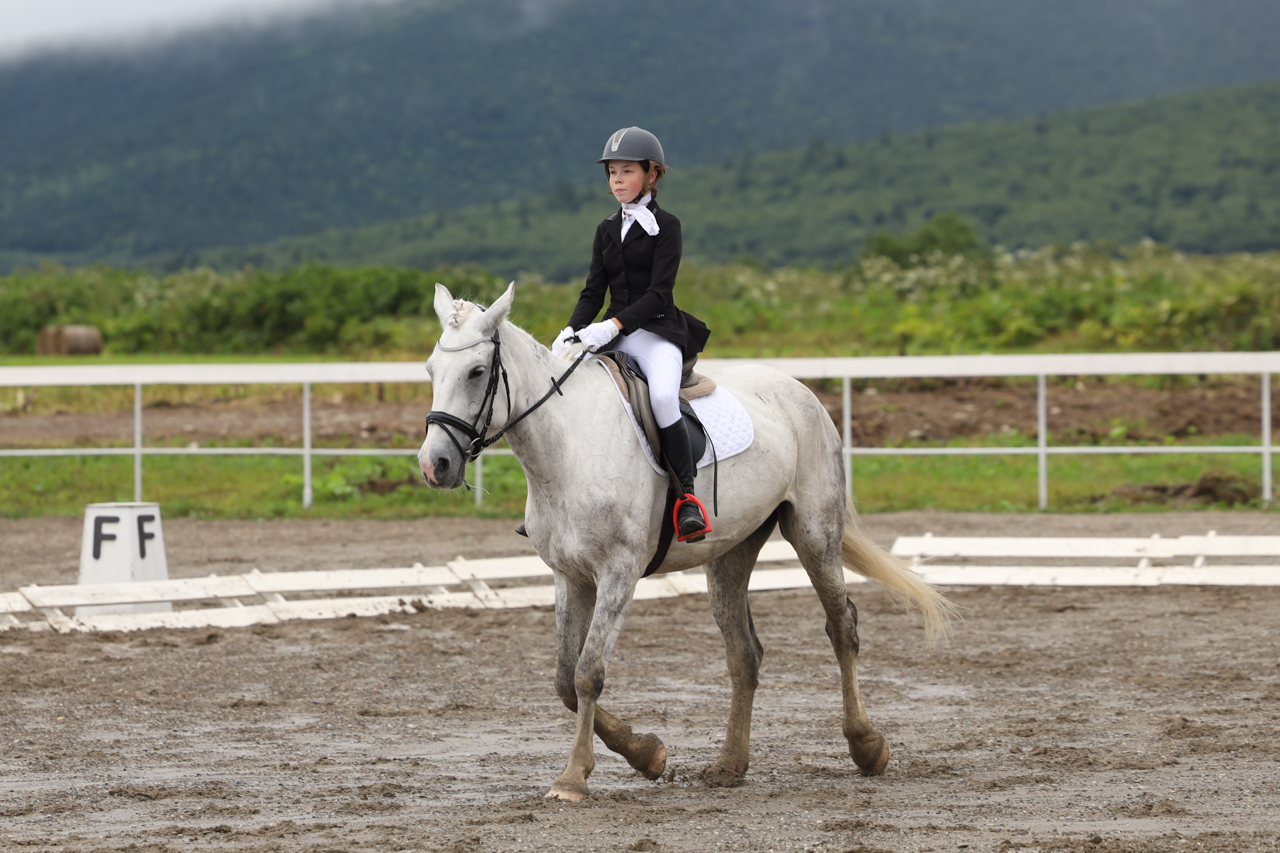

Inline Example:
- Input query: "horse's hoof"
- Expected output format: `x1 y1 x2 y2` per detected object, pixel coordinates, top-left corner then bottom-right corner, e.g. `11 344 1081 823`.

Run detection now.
700 762 746 788
633 734 667 781
853 738 890 776
545 785 586 802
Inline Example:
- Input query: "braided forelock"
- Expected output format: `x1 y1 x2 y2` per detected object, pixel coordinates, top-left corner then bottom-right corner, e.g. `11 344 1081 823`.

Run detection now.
447 299 480 328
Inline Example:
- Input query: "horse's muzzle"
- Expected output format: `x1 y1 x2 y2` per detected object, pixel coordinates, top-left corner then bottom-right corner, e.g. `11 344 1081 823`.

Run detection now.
419 438 466 490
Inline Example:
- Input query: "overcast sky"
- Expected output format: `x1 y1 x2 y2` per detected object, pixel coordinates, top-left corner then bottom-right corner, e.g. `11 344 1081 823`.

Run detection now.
0 0 389 58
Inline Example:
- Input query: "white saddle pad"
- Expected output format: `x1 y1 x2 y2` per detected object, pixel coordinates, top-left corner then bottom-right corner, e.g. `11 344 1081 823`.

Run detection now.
596 359 755 476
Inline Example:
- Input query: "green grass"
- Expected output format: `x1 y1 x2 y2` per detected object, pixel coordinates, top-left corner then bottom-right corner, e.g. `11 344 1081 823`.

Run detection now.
0 380 434 419
0 352 359 367
851 434 1276 513
4 437 1274 520
0 452 528 520
0 351 435 417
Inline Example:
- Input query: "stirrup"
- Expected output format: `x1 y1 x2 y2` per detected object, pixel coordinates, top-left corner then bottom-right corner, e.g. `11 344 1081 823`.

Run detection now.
673 494 712 543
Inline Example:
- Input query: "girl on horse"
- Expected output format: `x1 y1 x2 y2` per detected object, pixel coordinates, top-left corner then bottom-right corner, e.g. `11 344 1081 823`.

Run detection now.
552 126 713 542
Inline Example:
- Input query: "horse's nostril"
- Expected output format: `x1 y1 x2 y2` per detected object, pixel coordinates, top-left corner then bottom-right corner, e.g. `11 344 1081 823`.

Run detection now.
436 457 450 474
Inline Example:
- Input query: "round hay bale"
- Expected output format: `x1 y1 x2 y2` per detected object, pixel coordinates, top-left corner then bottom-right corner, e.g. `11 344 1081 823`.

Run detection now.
35 326 61 355
35 325 103 356
61 325 103 354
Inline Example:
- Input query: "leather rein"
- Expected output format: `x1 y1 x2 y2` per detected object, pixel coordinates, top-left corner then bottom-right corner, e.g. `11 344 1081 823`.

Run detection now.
424 330 586 477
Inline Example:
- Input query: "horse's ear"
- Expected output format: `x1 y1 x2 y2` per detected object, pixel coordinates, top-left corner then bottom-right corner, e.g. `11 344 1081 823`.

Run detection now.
432 283 455 327
477 282 516 334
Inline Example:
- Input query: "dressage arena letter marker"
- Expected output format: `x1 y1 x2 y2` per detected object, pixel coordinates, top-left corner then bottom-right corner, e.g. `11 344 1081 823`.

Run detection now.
137 515 156 559
78 503 172 617
92 516 119 560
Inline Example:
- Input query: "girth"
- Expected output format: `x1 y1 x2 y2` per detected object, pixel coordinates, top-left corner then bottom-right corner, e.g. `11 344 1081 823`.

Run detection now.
595 351 719 577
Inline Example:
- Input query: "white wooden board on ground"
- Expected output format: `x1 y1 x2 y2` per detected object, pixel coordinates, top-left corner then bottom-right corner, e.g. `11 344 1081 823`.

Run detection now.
3 534 1277 633
893 533 1280 586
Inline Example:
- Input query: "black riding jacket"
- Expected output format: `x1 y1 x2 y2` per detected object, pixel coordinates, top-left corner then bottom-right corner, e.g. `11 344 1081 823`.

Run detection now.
567 200 710 359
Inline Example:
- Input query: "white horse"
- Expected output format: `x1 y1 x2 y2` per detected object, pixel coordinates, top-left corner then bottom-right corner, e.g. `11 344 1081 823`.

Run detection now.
420 283 952 802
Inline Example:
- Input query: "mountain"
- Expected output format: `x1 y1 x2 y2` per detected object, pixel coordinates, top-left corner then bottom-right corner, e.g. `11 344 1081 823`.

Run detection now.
181 82 1280 278
2 0 1280 266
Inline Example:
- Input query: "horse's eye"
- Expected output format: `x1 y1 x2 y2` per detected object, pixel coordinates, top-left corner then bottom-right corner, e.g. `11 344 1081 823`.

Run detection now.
469 366 485 379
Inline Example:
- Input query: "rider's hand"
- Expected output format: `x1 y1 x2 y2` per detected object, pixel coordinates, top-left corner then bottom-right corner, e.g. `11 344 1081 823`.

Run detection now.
550 326 575 357
579 320 620 351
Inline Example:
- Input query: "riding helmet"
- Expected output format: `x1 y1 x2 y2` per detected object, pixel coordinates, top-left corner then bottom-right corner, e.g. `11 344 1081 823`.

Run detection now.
596 126 666 166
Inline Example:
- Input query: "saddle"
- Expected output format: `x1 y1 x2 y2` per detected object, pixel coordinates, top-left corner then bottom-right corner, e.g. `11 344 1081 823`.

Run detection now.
597 351 716 464
595 351 719 577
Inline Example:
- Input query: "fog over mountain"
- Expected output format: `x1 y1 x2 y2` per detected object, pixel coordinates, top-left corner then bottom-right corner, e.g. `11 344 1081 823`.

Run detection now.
2 0 1279 266
0 0 397 60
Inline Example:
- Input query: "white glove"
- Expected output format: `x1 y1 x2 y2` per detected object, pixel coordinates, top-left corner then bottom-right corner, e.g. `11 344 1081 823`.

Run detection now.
579 320 620 352
550 326 576 357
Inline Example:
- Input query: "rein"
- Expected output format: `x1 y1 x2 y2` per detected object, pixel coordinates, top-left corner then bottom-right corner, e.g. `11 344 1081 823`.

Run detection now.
424 329 587 475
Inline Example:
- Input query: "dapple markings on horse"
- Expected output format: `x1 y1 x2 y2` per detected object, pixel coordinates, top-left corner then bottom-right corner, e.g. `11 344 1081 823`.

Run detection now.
420 284 954 802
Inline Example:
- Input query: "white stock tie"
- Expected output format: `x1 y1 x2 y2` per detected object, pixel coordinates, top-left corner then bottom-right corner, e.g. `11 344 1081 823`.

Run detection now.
620 195 660 239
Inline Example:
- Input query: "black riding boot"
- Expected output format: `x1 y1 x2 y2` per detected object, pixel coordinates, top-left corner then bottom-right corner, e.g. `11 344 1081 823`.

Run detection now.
657 422 711 543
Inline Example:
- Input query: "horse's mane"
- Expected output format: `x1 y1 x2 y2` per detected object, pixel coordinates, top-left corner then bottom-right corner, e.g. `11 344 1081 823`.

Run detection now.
444 299 481 328
444 295 549 357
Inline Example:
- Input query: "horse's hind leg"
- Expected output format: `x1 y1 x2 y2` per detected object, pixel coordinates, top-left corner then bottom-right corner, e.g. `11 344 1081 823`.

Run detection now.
779 502 889 775
700 511 778 787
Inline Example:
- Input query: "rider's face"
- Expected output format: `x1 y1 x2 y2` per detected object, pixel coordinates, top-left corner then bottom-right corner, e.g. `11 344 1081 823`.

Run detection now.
607 160 648 204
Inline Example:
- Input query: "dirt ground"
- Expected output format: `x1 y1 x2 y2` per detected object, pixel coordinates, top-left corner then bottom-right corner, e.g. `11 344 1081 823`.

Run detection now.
817 378 1277 446
3 377 1274 448
2 511 1279 853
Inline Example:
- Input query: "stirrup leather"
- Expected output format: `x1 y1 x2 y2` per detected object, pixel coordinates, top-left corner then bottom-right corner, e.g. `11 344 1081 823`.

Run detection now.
672 494 712 543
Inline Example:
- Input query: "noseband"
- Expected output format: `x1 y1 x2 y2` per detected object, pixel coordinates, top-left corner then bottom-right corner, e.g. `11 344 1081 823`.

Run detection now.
424 331 510 464
424 329 587 473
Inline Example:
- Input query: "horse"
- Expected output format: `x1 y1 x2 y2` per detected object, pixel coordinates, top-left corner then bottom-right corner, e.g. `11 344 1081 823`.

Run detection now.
419 283 953 802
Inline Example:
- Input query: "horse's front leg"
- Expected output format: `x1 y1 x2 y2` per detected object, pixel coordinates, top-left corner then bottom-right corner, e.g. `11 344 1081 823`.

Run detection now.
591 706 667 783
551 574 664 786
547 566 641 801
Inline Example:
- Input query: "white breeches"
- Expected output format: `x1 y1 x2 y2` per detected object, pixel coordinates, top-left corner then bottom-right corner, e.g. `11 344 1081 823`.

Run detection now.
611 328 683 428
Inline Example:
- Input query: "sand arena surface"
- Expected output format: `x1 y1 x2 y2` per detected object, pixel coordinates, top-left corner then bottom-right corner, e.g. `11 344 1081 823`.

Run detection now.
2 511 1279 852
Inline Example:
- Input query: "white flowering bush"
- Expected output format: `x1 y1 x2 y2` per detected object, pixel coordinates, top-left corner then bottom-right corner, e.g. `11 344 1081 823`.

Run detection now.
4 242 1279 357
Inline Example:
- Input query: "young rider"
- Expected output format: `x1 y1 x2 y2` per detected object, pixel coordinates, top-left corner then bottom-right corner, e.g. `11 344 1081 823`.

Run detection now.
552 126 712 543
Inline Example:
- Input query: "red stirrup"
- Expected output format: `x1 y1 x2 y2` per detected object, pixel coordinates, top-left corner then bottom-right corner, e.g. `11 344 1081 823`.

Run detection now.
673 494 712 542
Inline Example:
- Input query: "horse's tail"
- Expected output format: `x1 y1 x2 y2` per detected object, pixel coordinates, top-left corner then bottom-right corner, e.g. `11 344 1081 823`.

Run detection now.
840 498 957 647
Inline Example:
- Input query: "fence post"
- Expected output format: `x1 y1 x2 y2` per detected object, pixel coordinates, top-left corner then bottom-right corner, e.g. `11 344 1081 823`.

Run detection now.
303 382 313 509
134 382 143 502
1037 374 1048 510
474 454 484 507
842 376 852 497
1264 372 1273 504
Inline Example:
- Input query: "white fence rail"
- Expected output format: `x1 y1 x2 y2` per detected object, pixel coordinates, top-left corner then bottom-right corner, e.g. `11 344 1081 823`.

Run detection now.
2 352 1276 508
7 534 1278 632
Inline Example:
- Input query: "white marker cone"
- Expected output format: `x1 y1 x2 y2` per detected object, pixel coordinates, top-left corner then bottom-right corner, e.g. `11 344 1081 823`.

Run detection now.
78 503 172 616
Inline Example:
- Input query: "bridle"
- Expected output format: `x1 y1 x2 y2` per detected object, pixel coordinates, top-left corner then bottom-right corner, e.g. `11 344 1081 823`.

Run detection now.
424 329 587 473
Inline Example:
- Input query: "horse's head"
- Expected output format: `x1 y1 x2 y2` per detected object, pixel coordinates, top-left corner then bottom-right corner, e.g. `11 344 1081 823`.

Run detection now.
419 282 515 489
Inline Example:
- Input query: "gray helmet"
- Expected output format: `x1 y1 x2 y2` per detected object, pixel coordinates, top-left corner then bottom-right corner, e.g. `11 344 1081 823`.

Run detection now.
596 126 666 166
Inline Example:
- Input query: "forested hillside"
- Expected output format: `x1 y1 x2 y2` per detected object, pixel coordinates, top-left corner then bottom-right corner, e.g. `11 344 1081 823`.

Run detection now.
2 0 1280 267
184 83 1280 278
